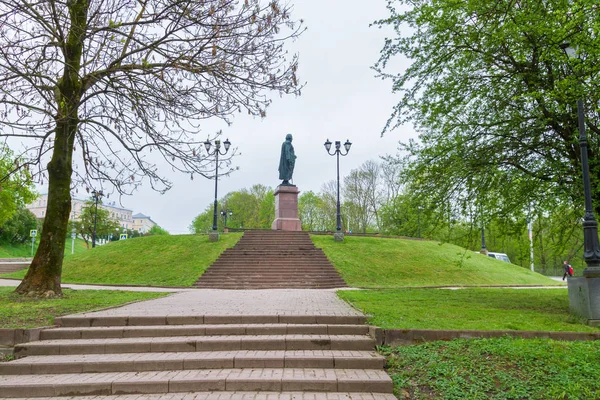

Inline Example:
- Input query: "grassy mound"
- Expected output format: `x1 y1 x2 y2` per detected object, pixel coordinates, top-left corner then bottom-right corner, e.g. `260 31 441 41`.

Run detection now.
0 238 89 258
312 235 559 287
338 288 597 332
1 233 242 287
0 287 167 328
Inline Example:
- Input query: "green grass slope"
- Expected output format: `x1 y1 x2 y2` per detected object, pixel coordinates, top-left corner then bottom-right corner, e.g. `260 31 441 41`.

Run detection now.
1 233 242 287
312 235 559 287
0 238 89 258
338 288 597 332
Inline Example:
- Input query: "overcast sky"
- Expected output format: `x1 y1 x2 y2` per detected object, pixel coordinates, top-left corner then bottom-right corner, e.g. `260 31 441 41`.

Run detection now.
35 0 417 234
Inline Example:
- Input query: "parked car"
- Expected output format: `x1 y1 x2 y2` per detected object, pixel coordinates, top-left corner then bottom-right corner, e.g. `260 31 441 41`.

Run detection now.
487 252 511 263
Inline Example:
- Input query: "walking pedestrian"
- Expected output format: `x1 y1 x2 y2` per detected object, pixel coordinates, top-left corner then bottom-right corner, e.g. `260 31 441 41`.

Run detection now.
562 260 573 280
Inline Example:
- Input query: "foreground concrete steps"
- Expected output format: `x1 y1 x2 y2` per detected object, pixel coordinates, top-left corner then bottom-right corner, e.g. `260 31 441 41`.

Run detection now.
54 315 368 327
0 368 393 397
1 350 384 374
0 393 396 400
194 231 347 289
15 335 375 357
40 324 369 340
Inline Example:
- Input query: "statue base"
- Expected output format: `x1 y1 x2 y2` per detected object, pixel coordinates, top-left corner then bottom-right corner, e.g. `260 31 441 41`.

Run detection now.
568 276 600 326
271 185 302 231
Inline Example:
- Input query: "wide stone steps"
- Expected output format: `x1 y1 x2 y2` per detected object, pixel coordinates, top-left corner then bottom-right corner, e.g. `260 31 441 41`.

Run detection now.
1 350 384 374
15 335 374 357
0 260 30 273
0 312 392 398
54 315 368 327
0 393 397 400
0 368 392 397
39 324 369 340
194 231 347 289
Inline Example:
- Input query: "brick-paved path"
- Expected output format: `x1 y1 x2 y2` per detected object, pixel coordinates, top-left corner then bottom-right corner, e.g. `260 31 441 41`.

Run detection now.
69 289 363 317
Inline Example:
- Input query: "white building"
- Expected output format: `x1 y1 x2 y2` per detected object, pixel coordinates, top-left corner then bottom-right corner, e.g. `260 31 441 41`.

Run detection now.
132 213 157 234
27 193 135 230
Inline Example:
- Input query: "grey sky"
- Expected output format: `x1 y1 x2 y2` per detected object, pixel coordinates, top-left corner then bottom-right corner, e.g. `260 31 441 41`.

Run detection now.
34 0 415 234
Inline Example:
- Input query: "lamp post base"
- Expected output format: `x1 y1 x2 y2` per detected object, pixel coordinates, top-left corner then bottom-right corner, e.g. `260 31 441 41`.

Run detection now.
208 232 220 242
334 232 345 242
568 276 600 326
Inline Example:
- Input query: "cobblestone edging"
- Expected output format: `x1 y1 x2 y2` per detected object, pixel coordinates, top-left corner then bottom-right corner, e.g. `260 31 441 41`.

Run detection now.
368 326 600 346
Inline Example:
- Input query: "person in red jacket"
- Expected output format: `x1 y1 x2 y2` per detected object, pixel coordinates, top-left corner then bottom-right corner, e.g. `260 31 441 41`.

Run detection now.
562 260 573 280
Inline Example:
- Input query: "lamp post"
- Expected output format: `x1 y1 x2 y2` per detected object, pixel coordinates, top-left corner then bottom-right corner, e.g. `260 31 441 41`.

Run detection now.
480 223 487 255
205 138 231 241
91 189 103 248
220 209 233 230
417 205 423 238
324 139 352 241
561 43 600 277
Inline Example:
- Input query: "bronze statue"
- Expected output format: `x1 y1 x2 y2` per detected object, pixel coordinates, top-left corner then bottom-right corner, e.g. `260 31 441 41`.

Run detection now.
278 133 296 185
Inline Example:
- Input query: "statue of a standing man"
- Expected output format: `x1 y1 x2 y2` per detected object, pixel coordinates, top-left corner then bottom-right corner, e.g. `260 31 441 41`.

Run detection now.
278 133 296 185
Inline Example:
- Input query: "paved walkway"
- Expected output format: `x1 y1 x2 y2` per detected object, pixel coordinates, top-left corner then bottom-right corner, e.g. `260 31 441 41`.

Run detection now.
71 289 364 317
0 279 191 292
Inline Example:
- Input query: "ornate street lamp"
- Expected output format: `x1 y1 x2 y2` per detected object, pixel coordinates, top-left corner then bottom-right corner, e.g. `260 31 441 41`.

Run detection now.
205 138 231 236
561 43 600 276
220 209 233 229
91 189 103 248
324 139 352 241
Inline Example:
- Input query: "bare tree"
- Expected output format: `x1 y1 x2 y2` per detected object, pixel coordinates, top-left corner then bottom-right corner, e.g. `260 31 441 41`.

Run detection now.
343 160 382 232
0 0 303 296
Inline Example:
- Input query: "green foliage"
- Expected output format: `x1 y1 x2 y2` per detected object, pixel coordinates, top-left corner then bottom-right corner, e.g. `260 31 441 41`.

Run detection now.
338 288 597 332
191 184 274 232
0 207 37 244
0 287 166 328
375 0 600 222
383 337 600 399
0 146 36 226
147 225 169 235
299 191 327 231
312 235 558 288
75 199 121 248
2 234 242 286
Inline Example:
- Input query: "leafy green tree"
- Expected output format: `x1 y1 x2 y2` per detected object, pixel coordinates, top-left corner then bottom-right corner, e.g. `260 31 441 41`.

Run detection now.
147 225 170 236
190 206 215 233
375 0 600 223
0 146 36 226
0 207 38 244
76 201 121 248
299 191 326 231
2 0 303 296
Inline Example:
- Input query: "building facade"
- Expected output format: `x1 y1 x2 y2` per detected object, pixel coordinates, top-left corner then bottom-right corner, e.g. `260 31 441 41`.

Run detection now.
27 194 135 230
132 213 157 234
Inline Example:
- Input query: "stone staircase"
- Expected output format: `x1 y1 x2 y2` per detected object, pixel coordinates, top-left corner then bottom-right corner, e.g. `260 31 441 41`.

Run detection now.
0 258 30 274
194 231 347 289
0 314 394 398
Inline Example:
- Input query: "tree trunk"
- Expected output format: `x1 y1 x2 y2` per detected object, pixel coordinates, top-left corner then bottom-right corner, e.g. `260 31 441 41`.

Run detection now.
15 0 88 297
15 126 75 296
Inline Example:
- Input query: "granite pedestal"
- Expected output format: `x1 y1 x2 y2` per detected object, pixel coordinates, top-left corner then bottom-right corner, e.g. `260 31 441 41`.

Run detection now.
568 276 600 326
271 185 302 231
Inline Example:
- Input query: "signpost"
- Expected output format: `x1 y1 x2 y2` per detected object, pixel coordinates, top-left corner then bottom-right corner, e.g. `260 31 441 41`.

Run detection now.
29 229 37 257
120 233 128 240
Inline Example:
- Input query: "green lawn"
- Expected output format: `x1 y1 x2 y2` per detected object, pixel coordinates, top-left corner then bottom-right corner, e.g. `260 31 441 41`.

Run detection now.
1 233 242 286
338 288 599 332
384 337 600 399
0 287 167 328
0 238 89 258
313 235 559 287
